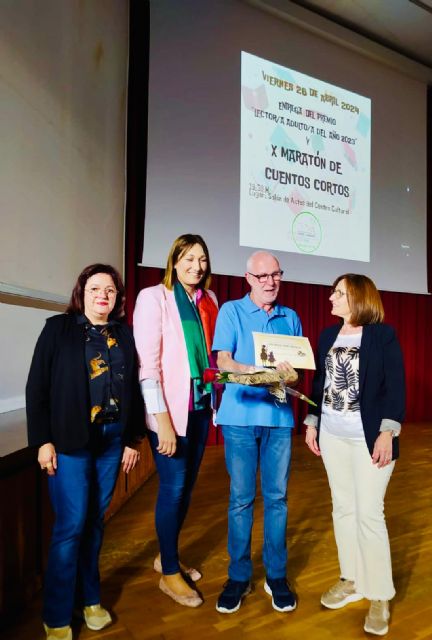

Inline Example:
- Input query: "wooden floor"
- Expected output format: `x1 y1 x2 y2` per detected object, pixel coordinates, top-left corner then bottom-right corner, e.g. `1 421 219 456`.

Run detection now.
4 423 432 640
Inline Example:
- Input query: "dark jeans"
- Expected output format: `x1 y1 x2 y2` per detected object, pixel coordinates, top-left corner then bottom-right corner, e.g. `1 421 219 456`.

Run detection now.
147 409 210 574
43 422 122 627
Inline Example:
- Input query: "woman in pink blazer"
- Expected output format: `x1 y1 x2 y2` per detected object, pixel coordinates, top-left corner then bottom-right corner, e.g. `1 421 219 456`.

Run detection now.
133 234 218 608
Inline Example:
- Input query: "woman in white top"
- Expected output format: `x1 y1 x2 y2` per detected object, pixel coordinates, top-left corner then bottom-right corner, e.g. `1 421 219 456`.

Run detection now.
304 274 405 637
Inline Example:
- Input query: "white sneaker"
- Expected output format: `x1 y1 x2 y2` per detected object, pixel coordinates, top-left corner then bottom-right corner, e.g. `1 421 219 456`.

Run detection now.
364 600 390 636
321 579 363 609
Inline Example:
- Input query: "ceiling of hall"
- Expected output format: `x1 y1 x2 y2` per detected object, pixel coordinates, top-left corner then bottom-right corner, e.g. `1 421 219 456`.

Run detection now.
288 0 432 69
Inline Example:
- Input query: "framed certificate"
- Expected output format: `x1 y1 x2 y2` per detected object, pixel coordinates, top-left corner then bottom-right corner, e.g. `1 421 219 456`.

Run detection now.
252 332 316 370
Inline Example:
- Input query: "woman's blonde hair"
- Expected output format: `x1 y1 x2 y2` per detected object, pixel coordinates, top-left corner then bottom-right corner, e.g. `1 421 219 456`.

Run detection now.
333 273 384 325
162 234 212 290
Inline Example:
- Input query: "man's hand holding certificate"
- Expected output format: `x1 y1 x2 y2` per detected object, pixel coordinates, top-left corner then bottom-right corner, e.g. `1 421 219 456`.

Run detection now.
252 332 316 370
202 332 317 405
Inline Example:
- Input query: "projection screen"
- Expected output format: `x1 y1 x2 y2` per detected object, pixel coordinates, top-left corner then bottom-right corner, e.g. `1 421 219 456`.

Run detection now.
141 0 429 294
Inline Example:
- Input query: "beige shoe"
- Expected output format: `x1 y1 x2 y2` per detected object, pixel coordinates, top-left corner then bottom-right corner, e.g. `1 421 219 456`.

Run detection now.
364 600 390 636
43 624 72 640
153 555 202 582
159 577 203 608
321 578 364 609
83 604 112 631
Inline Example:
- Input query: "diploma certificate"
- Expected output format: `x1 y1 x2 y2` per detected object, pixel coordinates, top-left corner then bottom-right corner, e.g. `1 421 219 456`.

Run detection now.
252 332 316 370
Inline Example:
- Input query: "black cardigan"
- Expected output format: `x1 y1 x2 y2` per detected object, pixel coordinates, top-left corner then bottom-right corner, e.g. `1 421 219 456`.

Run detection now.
309 323 405 459
26 313 145 453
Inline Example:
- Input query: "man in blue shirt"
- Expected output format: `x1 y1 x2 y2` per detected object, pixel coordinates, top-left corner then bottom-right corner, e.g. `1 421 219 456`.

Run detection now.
212 251 302 614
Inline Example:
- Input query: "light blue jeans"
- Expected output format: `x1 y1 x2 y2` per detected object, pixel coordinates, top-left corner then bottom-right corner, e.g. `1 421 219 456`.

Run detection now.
43 422 122 627
222 425 292 581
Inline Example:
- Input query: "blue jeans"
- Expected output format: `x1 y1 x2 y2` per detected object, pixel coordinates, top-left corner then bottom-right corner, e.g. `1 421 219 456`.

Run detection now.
147 409 210 574
222 425 292 581
43 422 123 627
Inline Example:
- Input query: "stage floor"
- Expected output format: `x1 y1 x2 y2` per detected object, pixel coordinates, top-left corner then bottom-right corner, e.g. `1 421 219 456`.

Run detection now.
5 423 432 639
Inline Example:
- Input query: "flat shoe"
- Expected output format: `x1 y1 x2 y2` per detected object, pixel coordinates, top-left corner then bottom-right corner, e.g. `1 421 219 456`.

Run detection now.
159 577 203 608
83 604 112 631
153 556 202 582
43 624 72 640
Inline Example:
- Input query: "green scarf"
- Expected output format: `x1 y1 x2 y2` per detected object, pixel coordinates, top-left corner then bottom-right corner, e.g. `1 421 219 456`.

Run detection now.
174 281 211 410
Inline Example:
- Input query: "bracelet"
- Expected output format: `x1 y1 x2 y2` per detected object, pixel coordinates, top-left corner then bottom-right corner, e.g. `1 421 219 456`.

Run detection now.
305 425 317 430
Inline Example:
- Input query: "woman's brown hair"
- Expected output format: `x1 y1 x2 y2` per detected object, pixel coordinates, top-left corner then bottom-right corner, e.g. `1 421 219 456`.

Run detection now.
66 263 126 319
162 234 212 290
333 273 384 325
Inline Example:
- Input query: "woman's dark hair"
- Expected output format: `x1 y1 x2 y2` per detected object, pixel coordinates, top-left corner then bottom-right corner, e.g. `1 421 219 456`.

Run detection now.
66 263 126 319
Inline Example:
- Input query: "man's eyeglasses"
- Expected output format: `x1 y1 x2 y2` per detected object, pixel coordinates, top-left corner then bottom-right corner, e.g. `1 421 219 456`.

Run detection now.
85 287 118 297
331 288 347 299
248 270 284 284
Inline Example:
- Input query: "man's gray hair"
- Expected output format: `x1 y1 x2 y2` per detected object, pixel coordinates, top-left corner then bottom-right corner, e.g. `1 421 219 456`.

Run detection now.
246 250 280 272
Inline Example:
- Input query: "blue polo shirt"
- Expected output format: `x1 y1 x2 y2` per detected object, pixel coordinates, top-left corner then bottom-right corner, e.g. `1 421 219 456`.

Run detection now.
212 294 302 427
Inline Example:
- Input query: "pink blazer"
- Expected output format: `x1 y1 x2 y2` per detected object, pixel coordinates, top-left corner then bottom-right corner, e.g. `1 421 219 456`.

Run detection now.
133 284 217 436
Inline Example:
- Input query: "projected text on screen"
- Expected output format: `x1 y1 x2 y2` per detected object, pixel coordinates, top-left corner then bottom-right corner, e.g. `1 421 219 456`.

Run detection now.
240 52 371 261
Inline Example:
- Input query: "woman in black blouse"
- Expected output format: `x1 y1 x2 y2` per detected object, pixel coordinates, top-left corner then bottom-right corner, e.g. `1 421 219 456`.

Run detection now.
26 264 143 640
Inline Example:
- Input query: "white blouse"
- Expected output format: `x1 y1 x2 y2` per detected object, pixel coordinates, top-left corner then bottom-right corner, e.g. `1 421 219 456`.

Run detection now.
320 332 364 439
